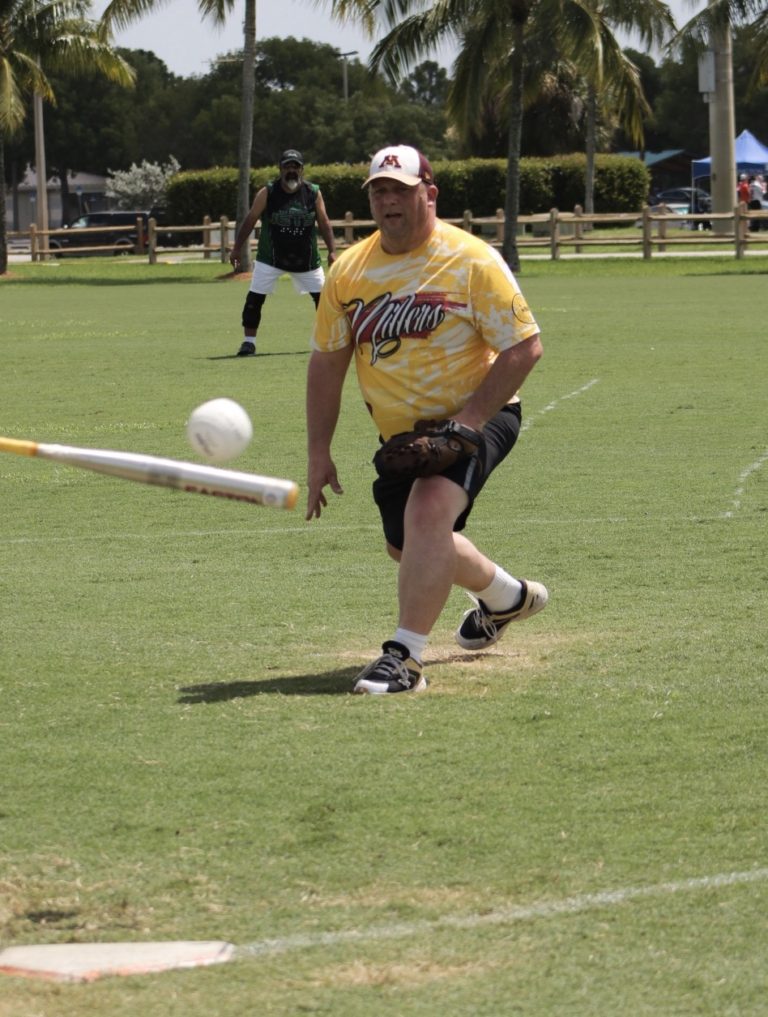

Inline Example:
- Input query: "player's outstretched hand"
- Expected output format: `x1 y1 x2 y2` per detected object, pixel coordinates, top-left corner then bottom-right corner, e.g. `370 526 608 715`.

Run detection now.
306 456 343 520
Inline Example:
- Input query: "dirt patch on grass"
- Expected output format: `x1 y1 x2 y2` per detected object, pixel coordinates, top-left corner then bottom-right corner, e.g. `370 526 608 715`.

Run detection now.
309 956 497 988
216 270 251 282
298 882 484 913
0 855 149 941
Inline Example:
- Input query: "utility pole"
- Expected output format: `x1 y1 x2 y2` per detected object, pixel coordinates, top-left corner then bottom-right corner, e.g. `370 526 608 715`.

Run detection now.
338 51 357 102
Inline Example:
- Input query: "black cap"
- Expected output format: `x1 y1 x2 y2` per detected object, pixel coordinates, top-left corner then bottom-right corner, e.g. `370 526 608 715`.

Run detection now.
279 149 304 167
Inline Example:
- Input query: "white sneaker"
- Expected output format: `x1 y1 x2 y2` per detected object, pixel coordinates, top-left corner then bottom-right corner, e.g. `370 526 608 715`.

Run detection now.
353 641 428 695
455 580 548 650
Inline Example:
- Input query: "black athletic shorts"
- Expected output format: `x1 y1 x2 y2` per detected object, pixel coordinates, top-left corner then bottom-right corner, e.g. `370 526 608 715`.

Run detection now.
372 402 522 551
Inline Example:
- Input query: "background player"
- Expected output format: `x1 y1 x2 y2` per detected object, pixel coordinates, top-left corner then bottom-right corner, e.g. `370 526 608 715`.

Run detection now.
230 149 336 356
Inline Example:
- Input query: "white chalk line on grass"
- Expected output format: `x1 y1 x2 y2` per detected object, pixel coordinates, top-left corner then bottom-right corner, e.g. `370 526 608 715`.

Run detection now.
519 377 600 433
235 866 768 960
722 448 768 518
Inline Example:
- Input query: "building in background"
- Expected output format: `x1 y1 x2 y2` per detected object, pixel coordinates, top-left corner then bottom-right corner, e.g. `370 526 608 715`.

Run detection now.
5 167 110 232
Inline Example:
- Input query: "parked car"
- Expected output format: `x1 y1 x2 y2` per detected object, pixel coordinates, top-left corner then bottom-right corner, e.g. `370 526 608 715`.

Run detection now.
48 210 180 255
653 187 712 214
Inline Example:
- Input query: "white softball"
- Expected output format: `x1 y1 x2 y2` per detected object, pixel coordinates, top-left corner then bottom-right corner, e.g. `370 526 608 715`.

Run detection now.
186 398 253 464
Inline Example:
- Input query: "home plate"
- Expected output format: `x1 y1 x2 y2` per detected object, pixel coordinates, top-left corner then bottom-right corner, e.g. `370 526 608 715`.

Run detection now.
0 941 235 982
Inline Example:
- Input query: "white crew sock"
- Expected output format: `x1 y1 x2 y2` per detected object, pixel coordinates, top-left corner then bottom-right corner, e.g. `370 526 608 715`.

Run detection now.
392 628 428 663
474 565 523 612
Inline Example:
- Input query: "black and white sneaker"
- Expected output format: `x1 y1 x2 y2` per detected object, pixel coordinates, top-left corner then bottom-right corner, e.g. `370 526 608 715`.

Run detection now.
237 340 256 356
455 580 549 650
353 641 428 695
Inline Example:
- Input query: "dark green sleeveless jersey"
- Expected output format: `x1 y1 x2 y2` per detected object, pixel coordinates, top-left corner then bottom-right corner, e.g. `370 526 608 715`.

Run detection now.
256 181 321 272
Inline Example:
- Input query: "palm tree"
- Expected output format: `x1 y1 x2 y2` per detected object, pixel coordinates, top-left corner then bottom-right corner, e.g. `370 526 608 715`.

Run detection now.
0 0 134 274
235 0 256 273
100 0 257 272
328 0 671 270
560 0 674 215
675 0 768 87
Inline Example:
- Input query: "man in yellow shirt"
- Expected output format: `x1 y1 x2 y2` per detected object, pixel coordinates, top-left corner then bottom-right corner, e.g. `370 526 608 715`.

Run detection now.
306 145 547 694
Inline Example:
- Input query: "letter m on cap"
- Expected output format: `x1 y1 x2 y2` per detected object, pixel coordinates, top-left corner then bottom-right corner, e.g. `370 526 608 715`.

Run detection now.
379 154 403 169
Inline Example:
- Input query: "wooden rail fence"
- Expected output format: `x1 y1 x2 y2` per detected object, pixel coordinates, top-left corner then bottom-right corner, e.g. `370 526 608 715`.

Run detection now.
17 203 768 263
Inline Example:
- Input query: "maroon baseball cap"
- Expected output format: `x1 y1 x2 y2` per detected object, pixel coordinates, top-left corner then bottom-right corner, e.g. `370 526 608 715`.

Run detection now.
363 145 434 187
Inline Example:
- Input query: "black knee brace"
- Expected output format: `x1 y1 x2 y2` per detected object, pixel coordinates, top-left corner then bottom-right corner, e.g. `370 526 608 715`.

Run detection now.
242 292 266 330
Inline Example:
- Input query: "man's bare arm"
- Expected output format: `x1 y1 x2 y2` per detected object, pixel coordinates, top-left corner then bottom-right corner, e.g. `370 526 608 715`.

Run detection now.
454 335 543 432
305 345 354 519
230 187 268 268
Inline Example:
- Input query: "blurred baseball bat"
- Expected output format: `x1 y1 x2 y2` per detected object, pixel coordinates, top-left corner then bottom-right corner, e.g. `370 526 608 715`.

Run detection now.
0 437 298 510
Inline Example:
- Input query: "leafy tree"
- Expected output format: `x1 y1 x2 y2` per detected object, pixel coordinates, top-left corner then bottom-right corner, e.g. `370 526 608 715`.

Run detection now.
2 109 36 225
0 0 134 272
255 36 342 91
184 94 243 167
106 155 180 207
521 63 589 157
457 33 589 158
674 0 768 91
188 40 450 167
649 26 768 158
42 49 179 221
613 47 666 152
99 0 258 269
732 25 768 131
8 33 455 210
399 60 450 107
561 0 673 214
652 36 713 153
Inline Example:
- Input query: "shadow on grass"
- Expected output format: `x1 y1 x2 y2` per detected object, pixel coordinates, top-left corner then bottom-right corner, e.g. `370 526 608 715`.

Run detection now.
177 652 495 702
205 350 309 361
179 667 359 700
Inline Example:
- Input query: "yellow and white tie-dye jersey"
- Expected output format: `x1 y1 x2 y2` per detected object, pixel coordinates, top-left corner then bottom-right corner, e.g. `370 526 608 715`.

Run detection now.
311 219 539 440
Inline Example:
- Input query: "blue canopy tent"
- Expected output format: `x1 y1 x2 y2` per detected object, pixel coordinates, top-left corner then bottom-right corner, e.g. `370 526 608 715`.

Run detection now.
692 129 768 181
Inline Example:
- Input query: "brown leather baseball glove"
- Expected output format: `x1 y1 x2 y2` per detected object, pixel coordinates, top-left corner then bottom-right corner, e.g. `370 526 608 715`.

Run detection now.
373 419 483 480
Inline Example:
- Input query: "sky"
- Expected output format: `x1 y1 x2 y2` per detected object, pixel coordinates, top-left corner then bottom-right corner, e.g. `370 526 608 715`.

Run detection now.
96 0 698 81
94 0 451 78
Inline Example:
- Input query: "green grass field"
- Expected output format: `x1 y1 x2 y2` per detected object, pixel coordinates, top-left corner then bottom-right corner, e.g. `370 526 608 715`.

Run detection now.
1 255 767 1015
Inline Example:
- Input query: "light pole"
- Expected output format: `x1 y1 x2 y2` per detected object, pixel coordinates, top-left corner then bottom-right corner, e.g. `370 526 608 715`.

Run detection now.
338 50 357 102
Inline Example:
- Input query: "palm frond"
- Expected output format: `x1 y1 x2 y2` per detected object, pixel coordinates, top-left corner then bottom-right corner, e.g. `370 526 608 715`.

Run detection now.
599 0 676 48
0 57 27 132
319 0 380 36
99 0 172 32
196 0 236 24
1 0 135 138
447 6 524 133
44 29 136 84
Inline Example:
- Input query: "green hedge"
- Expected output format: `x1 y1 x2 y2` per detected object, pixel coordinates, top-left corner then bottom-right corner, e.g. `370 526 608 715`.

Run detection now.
165 154 649 223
